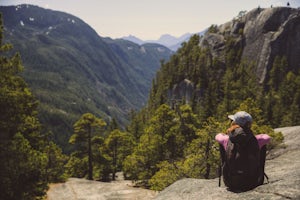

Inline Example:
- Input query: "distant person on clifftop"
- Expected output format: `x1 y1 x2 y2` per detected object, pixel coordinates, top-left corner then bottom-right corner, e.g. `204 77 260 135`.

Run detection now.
215 111 271 192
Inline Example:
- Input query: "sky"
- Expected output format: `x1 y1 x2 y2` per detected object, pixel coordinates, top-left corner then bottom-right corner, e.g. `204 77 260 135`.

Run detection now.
1 0 300 40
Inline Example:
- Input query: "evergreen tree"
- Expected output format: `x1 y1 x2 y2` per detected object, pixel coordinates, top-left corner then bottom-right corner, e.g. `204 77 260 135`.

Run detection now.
69 113 106 180
123 104 178 183
126 109 145 141
0 14 66 199
104 129 134 180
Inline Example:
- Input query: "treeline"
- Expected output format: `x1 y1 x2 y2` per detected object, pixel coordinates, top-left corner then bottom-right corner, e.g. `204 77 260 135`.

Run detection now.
0 14 66 199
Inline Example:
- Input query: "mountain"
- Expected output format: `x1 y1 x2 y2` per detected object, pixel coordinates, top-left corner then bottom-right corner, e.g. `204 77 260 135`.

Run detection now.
122 33 195 51
167 31 206 51
153 34 190 48
121 35 144 45
0 4 173 151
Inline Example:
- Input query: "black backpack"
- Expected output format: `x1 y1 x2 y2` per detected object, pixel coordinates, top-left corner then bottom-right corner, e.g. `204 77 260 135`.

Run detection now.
218 127 268 191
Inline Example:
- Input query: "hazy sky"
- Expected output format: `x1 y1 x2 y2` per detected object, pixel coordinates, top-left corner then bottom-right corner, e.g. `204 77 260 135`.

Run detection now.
1 0 299 40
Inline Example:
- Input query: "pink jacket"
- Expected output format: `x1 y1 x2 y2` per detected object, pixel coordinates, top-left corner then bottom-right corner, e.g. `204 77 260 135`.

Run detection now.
215 133 271 150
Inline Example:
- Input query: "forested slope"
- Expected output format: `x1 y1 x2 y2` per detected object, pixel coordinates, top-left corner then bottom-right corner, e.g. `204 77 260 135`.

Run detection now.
123 6 300 191
0 4 172 151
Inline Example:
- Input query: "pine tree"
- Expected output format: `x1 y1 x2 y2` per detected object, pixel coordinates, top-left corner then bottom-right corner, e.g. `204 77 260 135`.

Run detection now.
69 113 106 180
104 129 134 180
0 13 66 199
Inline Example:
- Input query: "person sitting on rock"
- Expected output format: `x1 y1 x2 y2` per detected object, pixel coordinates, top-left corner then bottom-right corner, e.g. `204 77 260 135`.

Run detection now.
215 111 271 191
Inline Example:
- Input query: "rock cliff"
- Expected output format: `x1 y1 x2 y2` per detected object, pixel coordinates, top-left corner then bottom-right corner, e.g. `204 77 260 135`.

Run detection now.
200 7 300 83
155 126 300 200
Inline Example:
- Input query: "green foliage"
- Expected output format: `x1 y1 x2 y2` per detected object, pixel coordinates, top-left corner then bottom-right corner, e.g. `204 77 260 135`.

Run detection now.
184 117 224 179
44 141 69 182
67 117 135 182
91 135 111 181
208 25 218 33
103 129 135 180
123 130 164 183
125 104 225 189
0 14 67 199
237 98 284 149
65 153 88 178
68 113 106 180
263 56 300 127
0 133 48 200
236 98 265 125
126 109 146 141
125 29 298 191
149 161 184 191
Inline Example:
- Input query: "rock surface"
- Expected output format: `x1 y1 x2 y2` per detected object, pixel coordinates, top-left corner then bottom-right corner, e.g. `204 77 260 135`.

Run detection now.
47 126 300 199
47 178 157 200
155 126 300 200
200 7 300 83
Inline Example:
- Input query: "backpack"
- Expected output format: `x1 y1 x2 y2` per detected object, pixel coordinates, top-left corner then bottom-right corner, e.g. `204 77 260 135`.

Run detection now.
219 127 268 191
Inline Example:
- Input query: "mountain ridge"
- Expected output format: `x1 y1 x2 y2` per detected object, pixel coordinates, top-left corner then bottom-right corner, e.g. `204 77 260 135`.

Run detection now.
0 4 173 151
122 33 195 51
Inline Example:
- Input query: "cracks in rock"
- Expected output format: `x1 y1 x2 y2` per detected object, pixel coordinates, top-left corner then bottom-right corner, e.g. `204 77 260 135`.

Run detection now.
68 182 78 200
255 188 293 199
273 192 293 199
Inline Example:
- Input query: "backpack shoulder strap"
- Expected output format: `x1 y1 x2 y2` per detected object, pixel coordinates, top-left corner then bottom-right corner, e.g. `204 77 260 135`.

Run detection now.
258 144 268 185
264 172 269 183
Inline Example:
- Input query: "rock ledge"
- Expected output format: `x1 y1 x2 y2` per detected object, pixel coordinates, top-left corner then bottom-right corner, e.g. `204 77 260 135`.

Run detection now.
155 126 300 200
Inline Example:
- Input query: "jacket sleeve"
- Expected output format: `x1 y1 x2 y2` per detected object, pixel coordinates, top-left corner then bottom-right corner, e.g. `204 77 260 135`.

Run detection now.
215 133 229 150
256 134 271 149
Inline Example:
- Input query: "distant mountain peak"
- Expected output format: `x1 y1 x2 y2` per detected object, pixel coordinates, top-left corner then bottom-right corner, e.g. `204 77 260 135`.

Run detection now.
157 34 179 46
122 35 144 45
158 34 176 40
122 33 194 51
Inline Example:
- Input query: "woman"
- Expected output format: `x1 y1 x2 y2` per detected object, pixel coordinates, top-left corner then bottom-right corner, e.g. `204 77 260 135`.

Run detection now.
215 111 271 191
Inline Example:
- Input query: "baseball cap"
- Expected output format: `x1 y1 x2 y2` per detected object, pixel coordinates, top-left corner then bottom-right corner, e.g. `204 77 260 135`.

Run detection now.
228 111 253 127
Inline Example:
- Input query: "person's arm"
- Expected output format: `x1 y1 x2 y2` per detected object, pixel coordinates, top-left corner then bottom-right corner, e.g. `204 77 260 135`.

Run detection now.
256 134 271 149
215 133 229 150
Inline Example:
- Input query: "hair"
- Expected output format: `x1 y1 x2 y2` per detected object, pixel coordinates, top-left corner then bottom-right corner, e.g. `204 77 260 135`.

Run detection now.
226 123 240 134
243 121 252 129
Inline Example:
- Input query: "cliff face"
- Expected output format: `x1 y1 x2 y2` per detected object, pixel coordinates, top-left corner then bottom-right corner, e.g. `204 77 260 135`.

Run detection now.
200 7 300 83
155 126 300 200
